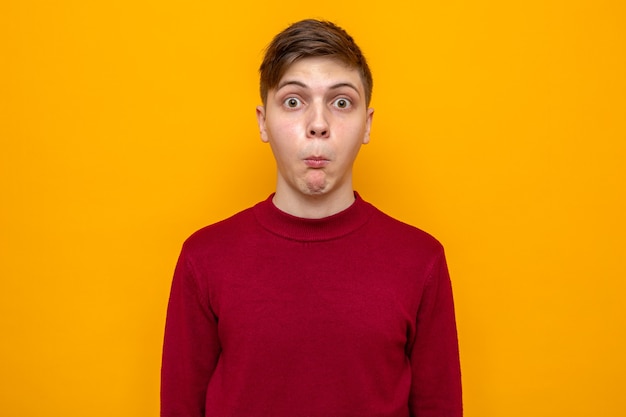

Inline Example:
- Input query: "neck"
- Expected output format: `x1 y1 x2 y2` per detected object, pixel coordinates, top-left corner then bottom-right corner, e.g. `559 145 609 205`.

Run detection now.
272 187 356 219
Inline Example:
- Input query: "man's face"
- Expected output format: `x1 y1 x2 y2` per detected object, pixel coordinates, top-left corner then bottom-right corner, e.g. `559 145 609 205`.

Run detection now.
257 56 374 201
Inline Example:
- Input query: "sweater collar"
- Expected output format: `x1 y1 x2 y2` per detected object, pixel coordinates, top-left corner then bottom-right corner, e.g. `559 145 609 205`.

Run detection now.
253 192 373 242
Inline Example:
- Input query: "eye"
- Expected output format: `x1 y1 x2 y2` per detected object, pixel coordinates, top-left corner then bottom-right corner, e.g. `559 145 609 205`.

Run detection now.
333 98 352 109
284 97 302 108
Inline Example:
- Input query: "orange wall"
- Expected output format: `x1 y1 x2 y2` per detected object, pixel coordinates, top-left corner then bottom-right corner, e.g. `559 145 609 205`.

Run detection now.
1 1 625 416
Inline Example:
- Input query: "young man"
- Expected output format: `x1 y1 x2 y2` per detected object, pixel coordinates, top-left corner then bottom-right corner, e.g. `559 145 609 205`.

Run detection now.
161 19 462 417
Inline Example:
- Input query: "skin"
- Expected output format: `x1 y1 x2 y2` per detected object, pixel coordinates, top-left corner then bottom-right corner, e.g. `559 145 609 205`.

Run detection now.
256 56 374 219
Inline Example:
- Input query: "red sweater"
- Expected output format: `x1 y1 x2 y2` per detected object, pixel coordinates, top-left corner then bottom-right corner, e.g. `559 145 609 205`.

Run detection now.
161 193 462 417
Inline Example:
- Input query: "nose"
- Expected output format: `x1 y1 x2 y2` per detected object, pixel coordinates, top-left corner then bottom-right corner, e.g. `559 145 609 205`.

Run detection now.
306 103 330 139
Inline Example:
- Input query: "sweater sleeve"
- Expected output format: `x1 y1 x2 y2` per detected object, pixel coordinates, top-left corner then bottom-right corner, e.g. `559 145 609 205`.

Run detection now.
161 246 221 417
408 249 463 417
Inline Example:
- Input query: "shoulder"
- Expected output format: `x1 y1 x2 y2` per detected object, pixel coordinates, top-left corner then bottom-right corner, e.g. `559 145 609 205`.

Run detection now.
180 204 258 256
365 200 445 256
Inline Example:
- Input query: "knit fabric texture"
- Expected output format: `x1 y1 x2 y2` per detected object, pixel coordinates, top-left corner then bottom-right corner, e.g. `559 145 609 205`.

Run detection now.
161 193 462 417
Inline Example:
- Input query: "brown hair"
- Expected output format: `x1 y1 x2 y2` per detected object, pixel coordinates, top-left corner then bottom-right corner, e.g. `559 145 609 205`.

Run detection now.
259 19 373 106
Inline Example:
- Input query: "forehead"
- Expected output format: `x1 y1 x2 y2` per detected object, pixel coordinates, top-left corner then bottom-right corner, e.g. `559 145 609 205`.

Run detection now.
278 56 364 90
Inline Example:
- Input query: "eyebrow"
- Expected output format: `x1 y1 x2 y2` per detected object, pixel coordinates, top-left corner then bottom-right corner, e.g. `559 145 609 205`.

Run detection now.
276 80 361 97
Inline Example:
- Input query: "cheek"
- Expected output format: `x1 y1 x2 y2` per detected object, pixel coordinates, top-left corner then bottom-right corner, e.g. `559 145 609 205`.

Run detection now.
266 123 299 160
266 118 301 141
337 125 367 151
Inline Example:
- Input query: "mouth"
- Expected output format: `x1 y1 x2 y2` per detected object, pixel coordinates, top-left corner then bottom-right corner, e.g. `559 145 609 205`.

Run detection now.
303 156 330 168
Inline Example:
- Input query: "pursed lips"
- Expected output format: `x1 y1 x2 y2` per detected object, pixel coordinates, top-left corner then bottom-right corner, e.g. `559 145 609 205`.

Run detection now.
303 156 330 168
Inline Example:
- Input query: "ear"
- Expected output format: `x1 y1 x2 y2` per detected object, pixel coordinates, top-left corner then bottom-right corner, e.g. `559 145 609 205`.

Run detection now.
362 107 374 144
256 105 269 143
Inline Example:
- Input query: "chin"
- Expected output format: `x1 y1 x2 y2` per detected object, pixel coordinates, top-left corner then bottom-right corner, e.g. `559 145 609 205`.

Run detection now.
300 181 329 196
303 187 328 196
301 172 330 195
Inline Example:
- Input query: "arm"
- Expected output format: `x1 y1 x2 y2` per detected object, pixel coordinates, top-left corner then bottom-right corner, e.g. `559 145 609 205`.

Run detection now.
409 250 463 417
161 247 221 417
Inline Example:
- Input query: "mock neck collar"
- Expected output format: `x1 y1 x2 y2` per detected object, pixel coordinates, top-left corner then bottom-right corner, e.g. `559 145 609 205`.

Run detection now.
252 192 374 242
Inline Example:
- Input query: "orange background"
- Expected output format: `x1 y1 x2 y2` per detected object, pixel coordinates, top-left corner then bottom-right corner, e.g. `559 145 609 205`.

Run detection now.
1 1 625 416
